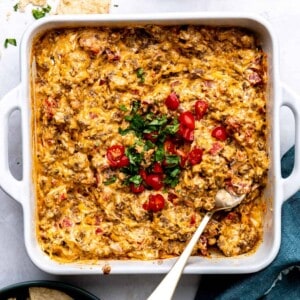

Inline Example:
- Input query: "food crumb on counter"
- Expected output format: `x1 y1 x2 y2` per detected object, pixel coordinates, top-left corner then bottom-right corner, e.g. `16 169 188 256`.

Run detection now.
18 0 47 12
56 0 110 14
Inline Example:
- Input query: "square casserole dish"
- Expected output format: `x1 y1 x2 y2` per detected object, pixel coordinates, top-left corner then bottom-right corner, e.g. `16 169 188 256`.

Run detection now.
1 12 300 275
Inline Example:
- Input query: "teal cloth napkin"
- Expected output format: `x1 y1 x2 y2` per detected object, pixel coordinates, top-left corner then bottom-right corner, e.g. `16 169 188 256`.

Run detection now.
195 147 300 300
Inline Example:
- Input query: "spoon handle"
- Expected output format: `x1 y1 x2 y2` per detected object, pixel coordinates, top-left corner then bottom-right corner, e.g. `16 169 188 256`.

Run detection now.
147 211 214 300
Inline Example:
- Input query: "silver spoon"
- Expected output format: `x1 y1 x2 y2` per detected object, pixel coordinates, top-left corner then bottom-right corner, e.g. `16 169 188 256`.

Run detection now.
147 189 245 300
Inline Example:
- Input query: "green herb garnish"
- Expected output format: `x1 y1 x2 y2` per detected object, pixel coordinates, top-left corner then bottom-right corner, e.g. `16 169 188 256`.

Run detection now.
128 175 143 186
103 176 117 186
13 3 19 11
144 140 156 151
32 5 51 19
136 67 145 83
4 38 17 48
119 104 128 112
165 155 180 167
115 99 185 190
125 146 143 166
154 146 165 162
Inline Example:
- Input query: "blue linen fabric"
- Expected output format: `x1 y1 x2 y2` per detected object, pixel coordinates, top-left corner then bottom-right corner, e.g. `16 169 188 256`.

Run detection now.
195 147 300 300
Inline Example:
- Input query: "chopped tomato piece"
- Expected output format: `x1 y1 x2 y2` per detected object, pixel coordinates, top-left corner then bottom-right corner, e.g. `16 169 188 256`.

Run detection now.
180 155 188 168
152 162 163 174
188 147 203 165
212 126 227 141
106 145 129 167
178 124 194 142
195 100 208 120
145 174 164 190
165 92 180 110
164 139 176 154
139 169 148 181
179 111 195 129
117 155 130 167
143 194 165 212
167 192 178 203
130 183 145 194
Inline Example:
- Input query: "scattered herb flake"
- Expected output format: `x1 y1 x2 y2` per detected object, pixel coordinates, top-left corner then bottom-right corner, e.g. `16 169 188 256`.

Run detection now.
144 140 155 151
43 4 51 13
131 101 141 113
136 67 145 83
13 3 19 11
4 38 17 48
125 147 142 166
103 176 117 186
32 5 51 19
129 175 143 186
154 146 165 162
165 155 180 167
119 104 128 112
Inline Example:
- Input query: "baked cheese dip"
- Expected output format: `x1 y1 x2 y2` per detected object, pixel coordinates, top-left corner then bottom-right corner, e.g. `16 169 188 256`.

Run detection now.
31 25 269 262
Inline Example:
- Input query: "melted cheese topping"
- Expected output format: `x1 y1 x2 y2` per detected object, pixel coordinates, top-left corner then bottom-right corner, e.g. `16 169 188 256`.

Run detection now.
32 25 269 262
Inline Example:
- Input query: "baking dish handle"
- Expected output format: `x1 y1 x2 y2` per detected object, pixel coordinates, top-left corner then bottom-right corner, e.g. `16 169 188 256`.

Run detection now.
0 85 24 204
281 82 300 201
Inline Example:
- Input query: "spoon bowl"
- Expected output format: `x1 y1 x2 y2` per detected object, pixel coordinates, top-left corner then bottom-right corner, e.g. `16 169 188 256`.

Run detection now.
147 189 245 300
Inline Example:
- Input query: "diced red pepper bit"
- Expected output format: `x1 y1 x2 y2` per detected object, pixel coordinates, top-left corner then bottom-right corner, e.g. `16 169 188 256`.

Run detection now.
99 79 107 85
89 112 98 119
167 192 178 204
95 228 103 234
61 217 73 228
190 214 196 225
209 142 223 155
60 193 67 201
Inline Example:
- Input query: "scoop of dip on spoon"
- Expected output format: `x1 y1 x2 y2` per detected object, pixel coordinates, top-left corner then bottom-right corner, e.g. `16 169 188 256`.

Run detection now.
147 189 245 300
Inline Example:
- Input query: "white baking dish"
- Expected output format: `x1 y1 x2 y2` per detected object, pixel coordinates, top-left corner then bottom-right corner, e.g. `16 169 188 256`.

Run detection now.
1 13 300 275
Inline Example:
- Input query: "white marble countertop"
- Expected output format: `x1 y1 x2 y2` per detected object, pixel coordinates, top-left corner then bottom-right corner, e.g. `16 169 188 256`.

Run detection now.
0 1 300 299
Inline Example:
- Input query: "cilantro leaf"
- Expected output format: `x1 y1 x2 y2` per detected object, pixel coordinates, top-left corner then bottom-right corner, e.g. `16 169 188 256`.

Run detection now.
129 175 143 186
32 5 51 19
144 140 155 151
165 155 180 167
131 101 141 113
129 114 145 133
148 115 168 127
164 174 180 188
154 146 165 162
136 68 145 83
4 38 17 48
103 176 117 186
118 127 131 136
13 3 19 11
164 121 180 135
125 147 142 166
119 104 128 112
